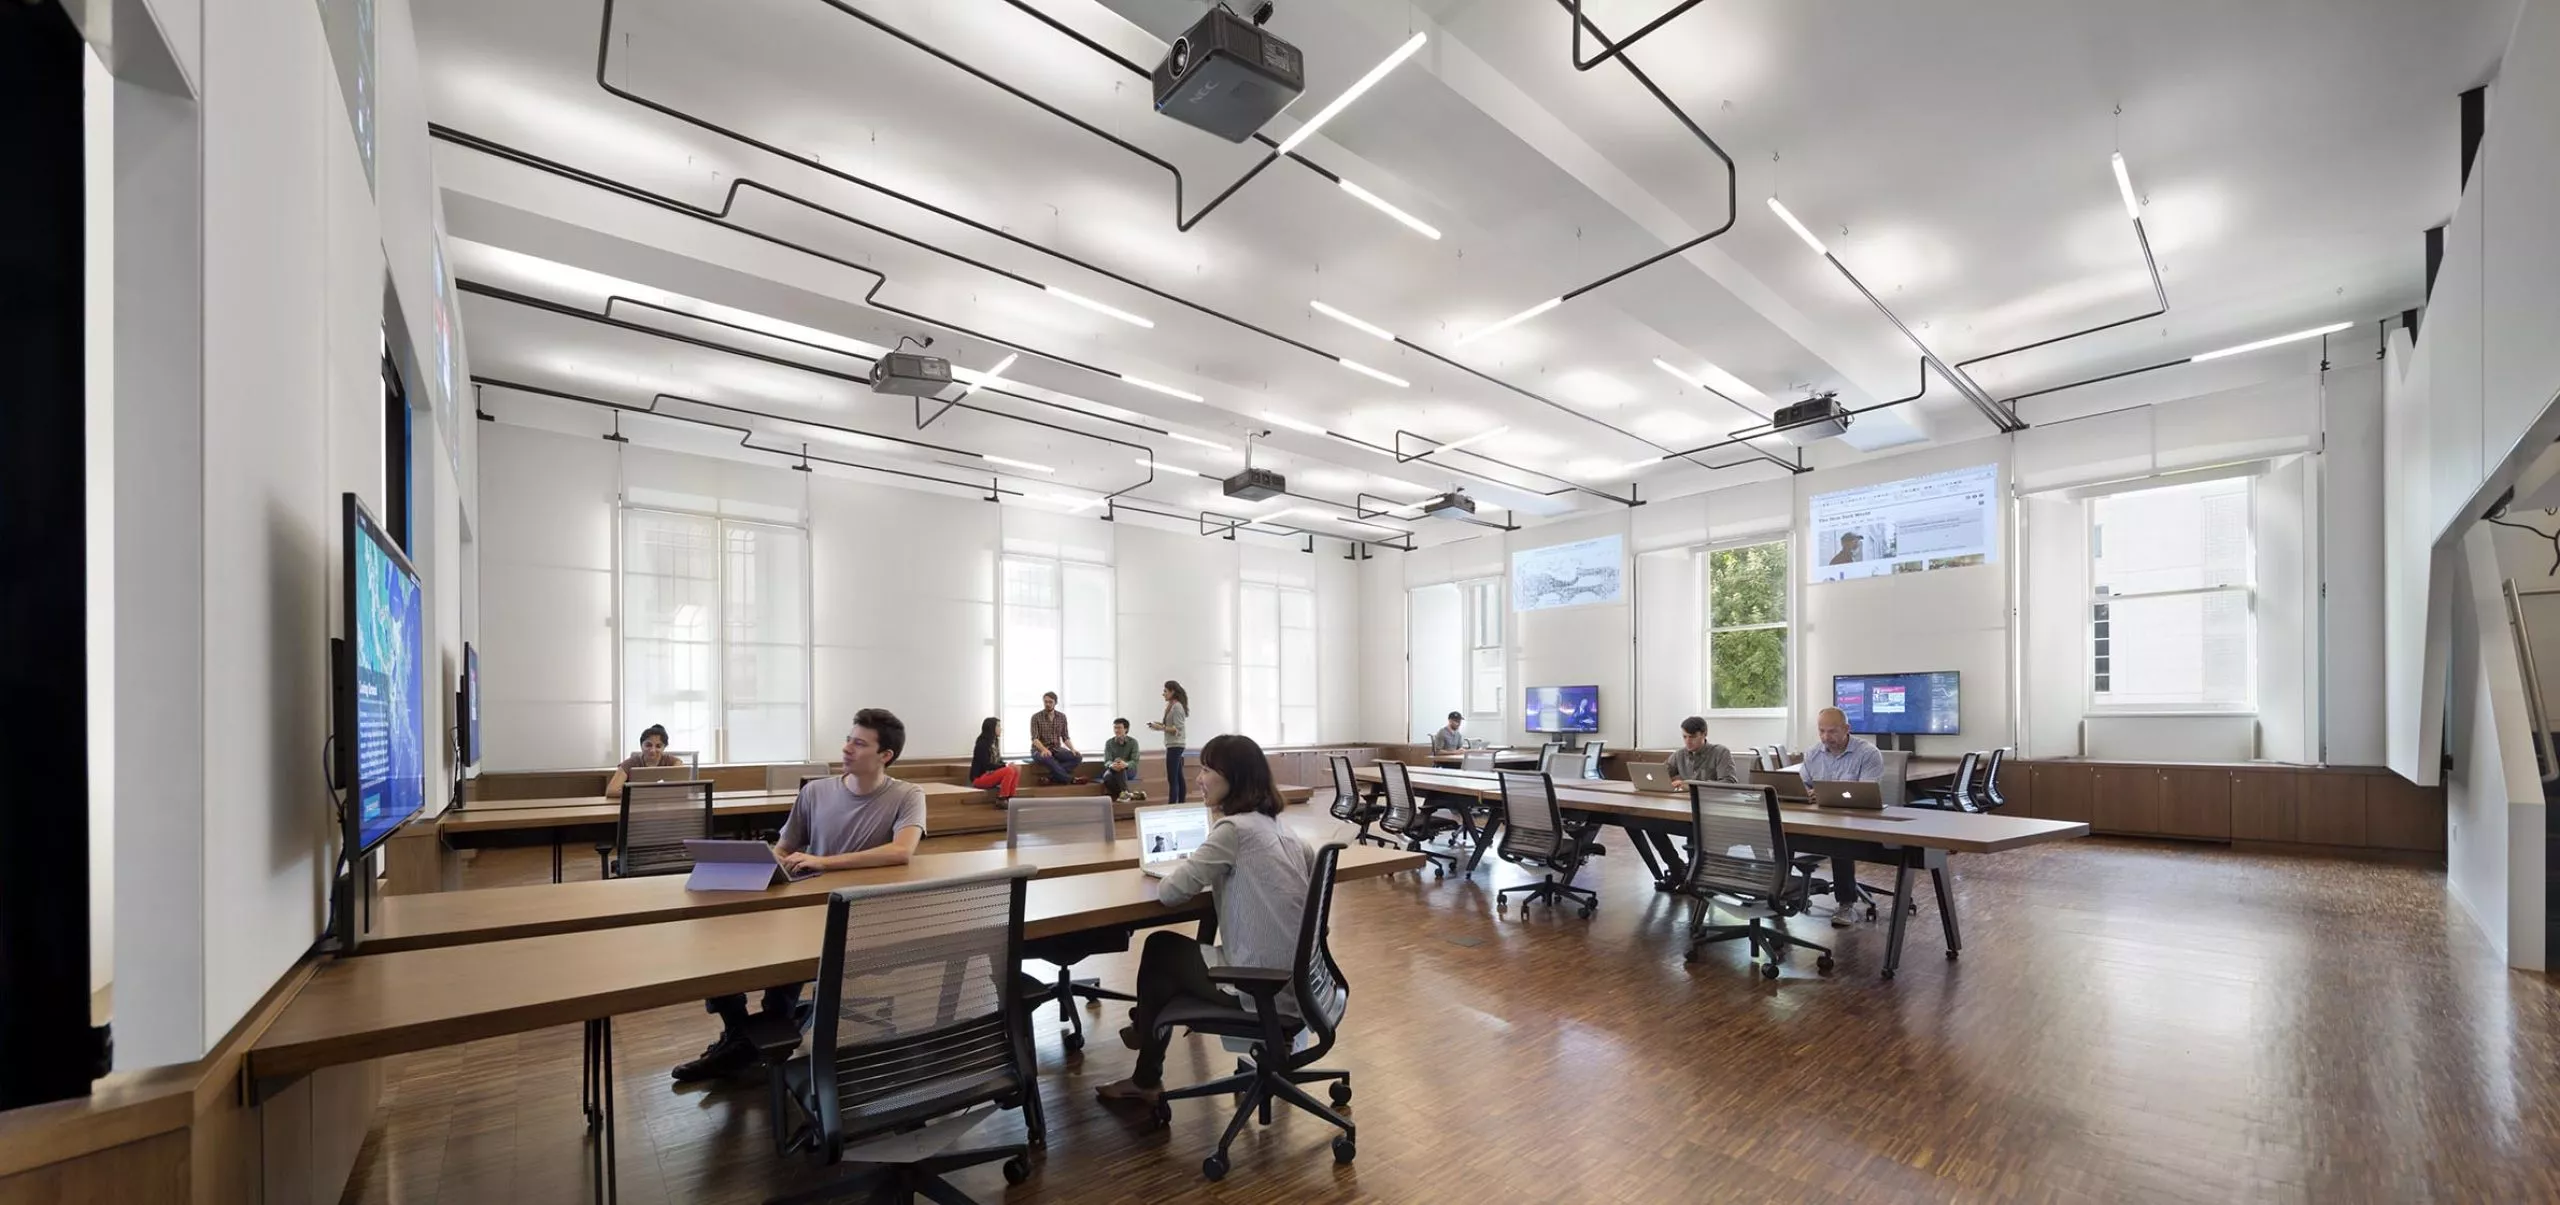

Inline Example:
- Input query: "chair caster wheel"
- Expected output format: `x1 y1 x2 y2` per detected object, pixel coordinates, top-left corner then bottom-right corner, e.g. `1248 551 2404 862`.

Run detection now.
1816 955 1835 975
1864 906 1878 922
1578 904 1595 919
1881 968 1896 980
1065 1030 1085 1053
1002 1156 1031 1185
1947 950 1960 960
1760 961 1781 980
1202 1154 1229 1181
1683 946 1701 963
1333 1136 1357 1164
1330 1081 1352 1106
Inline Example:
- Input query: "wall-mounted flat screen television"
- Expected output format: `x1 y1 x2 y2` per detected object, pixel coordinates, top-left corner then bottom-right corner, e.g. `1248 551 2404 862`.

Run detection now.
336 493 427 856
458 641 481 768
1524 685 1599 733
1832 671 1961 736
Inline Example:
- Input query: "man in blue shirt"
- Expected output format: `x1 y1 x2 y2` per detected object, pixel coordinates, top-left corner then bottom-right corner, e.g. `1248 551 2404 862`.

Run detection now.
1799 707 1883 928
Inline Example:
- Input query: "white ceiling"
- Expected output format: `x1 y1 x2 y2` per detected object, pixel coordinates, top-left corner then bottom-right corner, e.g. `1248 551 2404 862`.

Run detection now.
419 0 2514 546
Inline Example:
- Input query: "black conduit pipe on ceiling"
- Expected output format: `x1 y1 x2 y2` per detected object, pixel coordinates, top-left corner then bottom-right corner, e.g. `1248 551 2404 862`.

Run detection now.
1656 357 1939 462
591 0 1790 490
1567 0 1711 72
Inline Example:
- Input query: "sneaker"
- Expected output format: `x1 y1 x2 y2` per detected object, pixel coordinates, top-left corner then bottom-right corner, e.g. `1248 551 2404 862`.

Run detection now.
670 1033 757 1083
1830 901 1858 929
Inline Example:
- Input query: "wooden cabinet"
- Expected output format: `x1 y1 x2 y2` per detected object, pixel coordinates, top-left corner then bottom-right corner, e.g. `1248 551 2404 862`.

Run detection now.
2295 774 2369 847
2091 766 2167 835
2229 770 2301 842
2159 767 2232 840
2365 773 2447 852
2029 763 2093 824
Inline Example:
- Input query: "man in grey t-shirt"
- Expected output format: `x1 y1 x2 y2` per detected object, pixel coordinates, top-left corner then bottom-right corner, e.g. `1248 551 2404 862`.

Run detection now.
673 708 927 1083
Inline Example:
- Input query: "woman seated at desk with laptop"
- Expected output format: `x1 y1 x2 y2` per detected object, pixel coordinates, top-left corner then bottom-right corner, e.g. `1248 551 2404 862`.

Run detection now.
604 722 687 798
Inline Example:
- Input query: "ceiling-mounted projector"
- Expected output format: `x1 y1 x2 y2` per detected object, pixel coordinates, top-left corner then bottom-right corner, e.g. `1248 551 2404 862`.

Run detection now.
869 350 952 397
1770 392 1850 444
1420 490 1477 520
1153 4 1304 143
1224 466 1287 502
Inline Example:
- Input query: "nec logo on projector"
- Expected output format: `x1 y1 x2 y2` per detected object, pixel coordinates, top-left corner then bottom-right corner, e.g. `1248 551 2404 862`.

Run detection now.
1152 4 1304 143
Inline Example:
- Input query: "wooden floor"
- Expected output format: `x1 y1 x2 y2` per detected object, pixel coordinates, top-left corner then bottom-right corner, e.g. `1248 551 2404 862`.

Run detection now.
345 800 2560 1204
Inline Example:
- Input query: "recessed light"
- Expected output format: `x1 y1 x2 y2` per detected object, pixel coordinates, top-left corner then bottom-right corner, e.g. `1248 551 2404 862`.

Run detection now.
1311 300 1394 341
981 454 1055 474
1766 196 1827 256
1338 358 1409 388
1047 286 1154 328
1275 31 1428 157
2187 321 2353 363
1120 375 1205 402
1457 297 1561 345
1337 179 1442 240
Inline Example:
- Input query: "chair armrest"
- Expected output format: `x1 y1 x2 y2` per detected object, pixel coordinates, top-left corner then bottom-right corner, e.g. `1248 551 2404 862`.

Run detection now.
1206 964 1293 998
738 1010 806 1063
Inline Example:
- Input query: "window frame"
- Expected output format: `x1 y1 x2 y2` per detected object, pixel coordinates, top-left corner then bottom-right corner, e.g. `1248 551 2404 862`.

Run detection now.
2082 477 2258 715
1461 577 1505 722
1700 536 1791 718
1240 580 1319 747
998 550 1116 757
615 504 814 765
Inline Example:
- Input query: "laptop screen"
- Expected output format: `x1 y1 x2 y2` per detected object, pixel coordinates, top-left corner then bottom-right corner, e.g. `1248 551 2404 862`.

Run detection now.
1135 806 1210 865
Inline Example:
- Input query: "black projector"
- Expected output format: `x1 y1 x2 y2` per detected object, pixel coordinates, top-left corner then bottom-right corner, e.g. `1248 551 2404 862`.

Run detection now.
1153 7 1304 143
869 351 952 398
1223 466 1287 502
1770 392 1850 444
1420 491 1476 520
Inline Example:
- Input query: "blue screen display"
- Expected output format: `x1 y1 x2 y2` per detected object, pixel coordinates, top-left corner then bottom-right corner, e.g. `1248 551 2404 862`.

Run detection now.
353 505 426 852
1524 685 1599 733
1833 672 1961 736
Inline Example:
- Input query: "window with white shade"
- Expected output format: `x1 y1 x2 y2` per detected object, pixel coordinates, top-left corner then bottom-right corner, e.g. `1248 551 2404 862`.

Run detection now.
1463 578 1504 718
1241 582 1317 746
1000 553 1114 754
2087 476 2254 711
620 508 810 763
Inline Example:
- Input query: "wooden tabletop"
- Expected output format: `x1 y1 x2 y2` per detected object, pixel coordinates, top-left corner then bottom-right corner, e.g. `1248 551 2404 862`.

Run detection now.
361 839 1144 954
249 844 1422 1084
1356 766 2084 855
437 782 1001 835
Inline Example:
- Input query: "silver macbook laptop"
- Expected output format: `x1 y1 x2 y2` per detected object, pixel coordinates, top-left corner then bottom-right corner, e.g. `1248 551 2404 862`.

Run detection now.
1809 780 1886 810
1749 769 1811 802
1135 805 1211 878
628 765 695 785
1627 762 1682 793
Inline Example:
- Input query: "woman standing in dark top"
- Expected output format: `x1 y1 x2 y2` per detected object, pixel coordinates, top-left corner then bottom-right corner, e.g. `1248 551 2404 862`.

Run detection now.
1146 680 1191 805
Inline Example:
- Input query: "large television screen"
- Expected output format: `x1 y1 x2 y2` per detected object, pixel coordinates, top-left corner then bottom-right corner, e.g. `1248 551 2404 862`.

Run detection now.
1808 463 1998 583
459 642 481 768
1525 685 1599 733
1833 672 1962 736
342 494 427 855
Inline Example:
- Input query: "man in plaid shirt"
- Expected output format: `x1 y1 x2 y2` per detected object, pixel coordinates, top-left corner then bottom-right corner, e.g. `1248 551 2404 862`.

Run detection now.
1029 691 1084 783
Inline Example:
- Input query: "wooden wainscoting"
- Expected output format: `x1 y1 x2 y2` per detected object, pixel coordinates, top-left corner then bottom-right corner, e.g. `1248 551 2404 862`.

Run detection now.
2019 760 2442 858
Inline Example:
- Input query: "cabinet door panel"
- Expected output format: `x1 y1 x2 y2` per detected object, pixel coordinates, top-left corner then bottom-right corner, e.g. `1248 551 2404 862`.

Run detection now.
2229 771 2301 842
2160 768 2231 840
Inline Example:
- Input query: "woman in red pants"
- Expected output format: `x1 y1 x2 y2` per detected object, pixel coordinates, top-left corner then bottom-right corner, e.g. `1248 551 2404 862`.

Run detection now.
969 716 1022 800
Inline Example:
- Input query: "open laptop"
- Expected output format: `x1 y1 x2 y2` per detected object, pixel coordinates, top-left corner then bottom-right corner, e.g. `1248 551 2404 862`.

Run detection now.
1626 762 1683 793
1808 780 1887 811
1135 804 1212 878
1749 769 1812 803
629 765 695 785
680 838 818 891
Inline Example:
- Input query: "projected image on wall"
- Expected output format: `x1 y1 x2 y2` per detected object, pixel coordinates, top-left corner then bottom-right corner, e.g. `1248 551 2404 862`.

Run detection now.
1512 534 1624 611
1809 463 1999 583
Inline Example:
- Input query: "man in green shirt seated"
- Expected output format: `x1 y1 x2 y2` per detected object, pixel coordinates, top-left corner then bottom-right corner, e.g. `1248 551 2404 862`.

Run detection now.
1101 718 1143 797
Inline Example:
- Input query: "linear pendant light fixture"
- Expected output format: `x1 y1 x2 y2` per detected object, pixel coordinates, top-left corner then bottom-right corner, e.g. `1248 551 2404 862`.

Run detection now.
1047 285 1154 328
1457 296 1562 344
1766 196 1827 255
981 453 1056 474
1338 358 1410 387
1137 457 1204 477
1310 300 1393 340
1120 374 1204 402
1275 31 1428 156
2186 321 2353 362
1263 410 1329 436
1423 425 1511 456
2110 152 2141 221
1165 431 1230 451
1337 179 1442 240
952 352 1018 400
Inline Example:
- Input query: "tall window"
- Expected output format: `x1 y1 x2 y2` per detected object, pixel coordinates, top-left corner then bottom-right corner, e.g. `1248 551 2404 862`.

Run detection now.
621 508 810 763
1463 578 1504 717
1000 554 1114 753
1241 582 1317 746
2088 476 2254 710
1704 539 1789 711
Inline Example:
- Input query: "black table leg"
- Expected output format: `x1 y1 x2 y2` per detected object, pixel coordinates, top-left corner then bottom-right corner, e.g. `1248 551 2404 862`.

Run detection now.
1624 821 1667 885
1644 830 1687 887
581 1019 599 1128
1464 817 1502 873
552 834 564 884
597 1017 618 1204
1881 854 1916 979
1931 860 1963 959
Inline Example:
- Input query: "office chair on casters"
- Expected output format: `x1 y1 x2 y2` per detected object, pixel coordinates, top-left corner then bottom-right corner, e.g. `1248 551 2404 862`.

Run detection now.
1678 783 1833 978
1977 747 2010 811
1326 756 1391 848
1375 761 1460 879
1458 750 1496 772
1147 844 1358 1181
756 867 1041 1203
1492 771 1602 919
1538 741 1565 772
598 780 715 879
1911 751 1982 812
1579 740 1608 781
1008 798 1134 1054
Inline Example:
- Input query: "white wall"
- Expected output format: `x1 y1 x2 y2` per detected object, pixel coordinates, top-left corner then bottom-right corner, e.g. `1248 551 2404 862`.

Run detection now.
1405 582 1460 744
475 421 1365 765
2323 364 2388 764
1506 513 1636 750
2257 457 2314 763
83 47 118 1000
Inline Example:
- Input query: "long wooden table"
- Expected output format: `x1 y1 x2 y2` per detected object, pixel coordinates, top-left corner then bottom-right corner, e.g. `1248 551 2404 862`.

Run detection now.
436 783 997 882
1355 766 2085 977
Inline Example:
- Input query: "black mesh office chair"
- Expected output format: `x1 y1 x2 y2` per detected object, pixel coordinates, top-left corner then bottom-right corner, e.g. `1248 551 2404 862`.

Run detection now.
1147 844 1357 1181
1326 756 1391 848
1492 771 1602 918
1578 740 1608 781
1007 798 1133 1054
757 867 1040 1202
1538 741 1565 772
1678 783 1833 978
1911 751 1982 812
1977 747 2010 811
1374 761 1459 879
599 780 715 879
